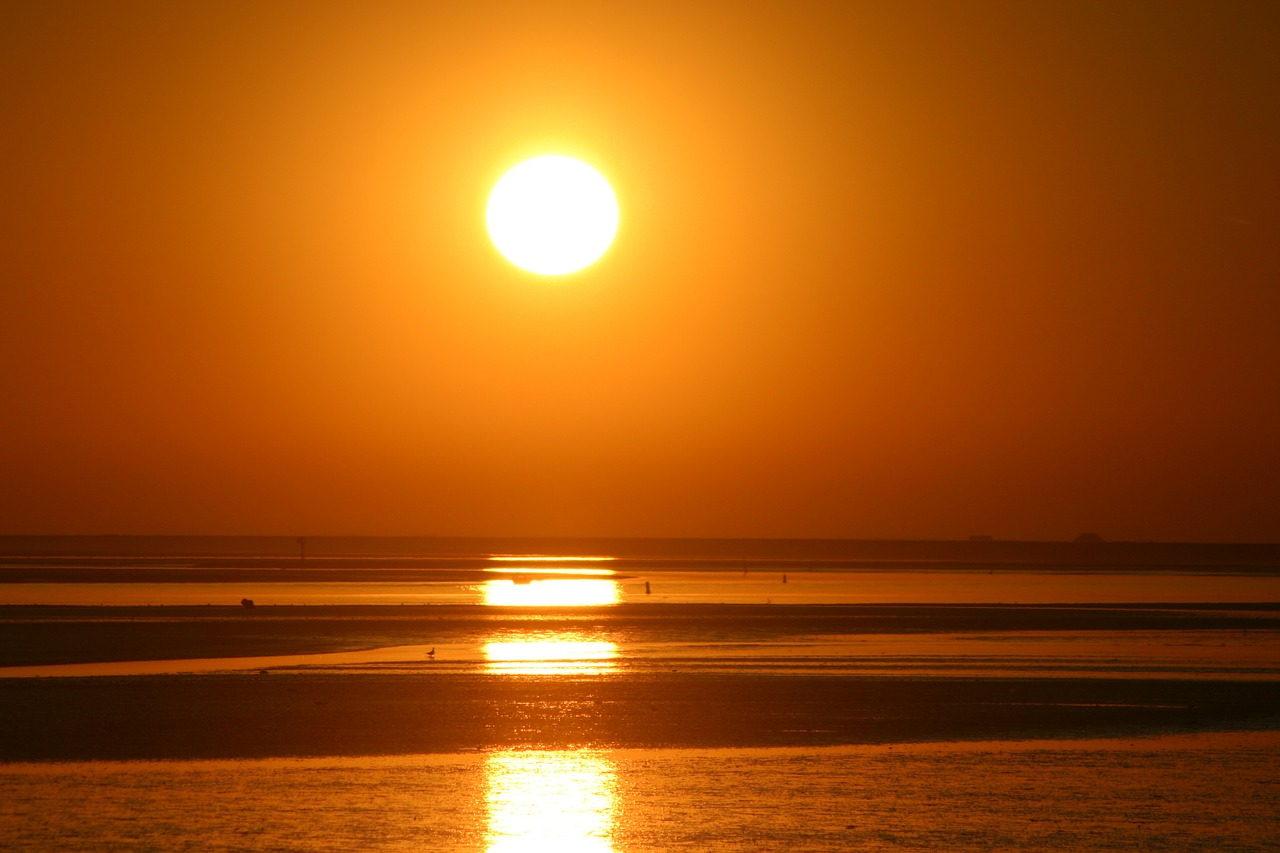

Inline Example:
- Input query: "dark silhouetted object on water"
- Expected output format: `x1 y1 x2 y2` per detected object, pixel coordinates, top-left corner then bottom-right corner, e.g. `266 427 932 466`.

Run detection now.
241 598 255 608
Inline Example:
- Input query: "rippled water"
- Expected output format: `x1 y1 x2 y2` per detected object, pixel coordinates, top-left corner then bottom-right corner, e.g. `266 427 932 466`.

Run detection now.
3 735 1279 852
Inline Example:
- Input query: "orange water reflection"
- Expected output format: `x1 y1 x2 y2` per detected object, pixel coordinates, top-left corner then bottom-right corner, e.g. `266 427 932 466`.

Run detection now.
483 578 620 607
8 571 1280 607
483 634 618 675
486 749 616 853
487 555 615 564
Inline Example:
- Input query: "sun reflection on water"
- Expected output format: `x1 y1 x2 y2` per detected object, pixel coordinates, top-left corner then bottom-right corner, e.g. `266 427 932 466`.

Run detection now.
486 750 616 853
483 578 620 607
484 635 618 675
487 555 616 564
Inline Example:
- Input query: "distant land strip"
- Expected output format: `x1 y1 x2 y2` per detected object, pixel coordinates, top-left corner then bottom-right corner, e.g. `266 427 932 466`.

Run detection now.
2 556 1279 581
2 535 1280 567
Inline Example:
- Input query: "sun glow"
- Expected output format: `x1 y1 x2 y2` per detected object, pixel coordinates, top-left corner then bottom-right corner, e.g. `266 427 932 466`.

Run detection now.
486 155 619 275
486 750 616 852
483 578 620 607
483 636 619 675
487 555 616 563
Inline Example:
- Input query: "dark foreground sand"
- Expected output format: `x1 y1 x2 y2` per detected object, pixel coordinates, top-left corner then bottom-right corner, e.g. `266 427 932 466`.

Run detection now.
3 603 1279 762
4 670 1280 762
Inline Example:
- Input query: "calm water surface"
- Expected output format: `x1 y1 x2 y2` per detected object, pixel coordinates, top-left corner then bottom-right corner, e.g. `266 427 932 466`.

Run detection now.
3 735 1279 852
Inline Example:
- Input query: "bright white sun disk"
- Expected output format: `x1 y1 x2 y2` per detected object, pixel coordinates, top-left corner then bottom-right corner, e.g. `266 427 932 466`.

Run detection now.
486 156 619 276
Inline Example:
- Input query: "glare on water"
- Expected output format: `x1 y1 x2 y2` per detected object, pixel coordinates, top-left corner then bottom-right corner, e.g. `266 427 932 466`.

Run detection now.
483 578 620 607
484 634 619 675
485 750 617 852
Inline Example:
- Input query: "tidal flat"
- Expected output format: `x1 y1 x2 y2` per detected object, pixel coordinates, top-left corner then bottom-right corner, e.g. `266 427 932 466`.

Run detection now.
4 596 1280 761
2 555 1280 850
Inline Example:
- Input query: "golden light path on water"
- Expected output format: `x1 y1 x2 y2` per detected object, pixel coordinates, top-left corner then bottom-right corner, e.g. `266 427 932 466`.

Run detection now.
482 578 621 607
486 749 617 853
483 635 619 675
486 555 615 564
482 578 619 675
482 572 619 848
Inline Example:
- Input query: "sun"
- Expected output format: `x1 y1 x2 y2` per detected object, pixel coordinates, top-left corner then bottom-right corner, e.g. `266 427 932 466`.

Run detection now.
486 155 619 276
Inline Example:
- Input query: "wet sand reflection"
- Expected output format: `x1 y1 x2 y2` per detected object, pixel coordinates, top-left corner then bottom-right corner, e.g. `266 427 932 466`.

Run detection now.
485 749 616 852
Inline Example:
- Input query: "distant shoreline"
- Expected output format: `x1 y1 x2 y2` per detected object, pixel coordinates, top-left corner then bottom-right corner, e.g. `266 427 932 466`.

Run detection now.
2 534 1279 568
5 561 1280 584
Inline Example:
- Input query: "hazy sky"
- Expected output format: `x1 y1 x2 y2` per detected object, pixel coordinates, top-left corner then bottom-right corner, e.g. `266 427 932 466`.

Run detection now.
3 1 1278 541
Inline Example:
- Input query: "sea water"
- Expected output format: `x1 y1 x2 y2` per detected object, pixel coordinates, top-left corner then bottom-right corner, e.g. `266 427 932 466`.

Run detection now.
6 570 1280 607
4 554 1279 850
3 735 1279 852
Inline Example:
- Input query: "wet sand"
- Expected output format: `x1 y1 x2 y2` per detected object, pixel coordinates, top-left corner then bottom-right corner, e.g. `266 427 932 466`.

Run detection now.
3 602 1280 762
5 667 1280 762
4 602 1280 667
3 670 1279 763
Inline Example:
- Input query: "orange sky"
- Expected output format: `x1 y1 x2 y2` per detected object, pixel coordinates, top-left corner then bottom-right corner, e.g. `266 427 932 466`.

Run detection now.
3 2 1278 541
